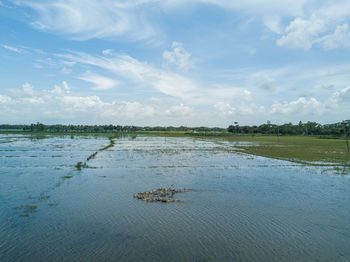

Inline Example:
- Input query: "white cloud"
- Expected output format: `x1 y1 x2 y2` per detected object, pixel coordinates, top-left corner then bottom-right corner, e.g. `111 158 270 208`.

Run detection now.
77 71 119 90
19 0 156 41
121 101 155 118
49 81 71 95
60 95 104 111
163 42 191 71
264 16 283 34
58 51 197 100
22 82 34 94
2 79 350 126
58 49 267 105
61 67 72 74
2 44 22 53
0 95 12 103
0 82 157 124
165 103 193 117
14 0 350 54
318 23 350 50
102 49 114 55
15 0 310 42
198 0 307 16
214 102 235 116
276 2 350 50
214 101 266 117
331 86 350 103
270 97 323 115
277 15 325 50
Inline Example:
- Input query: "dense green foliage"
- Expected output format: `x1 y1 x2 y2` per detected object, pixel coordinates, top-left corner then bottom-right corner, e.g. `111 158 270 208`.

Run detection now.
0 120 349 137
227 120 350 136
0 123 226 133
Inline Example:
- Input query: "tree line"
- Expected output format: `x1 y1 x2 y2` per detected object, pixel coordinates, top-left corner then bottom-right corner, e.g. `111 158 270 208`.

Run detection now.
228 120 350 136
0 120 349 136
0 123 226 133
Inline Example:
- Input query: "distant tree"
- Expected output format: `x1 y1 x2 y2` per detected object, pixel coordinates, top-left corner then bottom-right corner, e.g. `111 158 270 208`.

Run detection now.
227 125 235 133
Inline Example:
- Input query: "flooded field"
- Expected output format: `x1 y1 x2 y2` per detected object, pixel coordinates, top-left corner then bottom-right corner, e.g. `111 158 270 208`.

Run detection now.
1 134 350 261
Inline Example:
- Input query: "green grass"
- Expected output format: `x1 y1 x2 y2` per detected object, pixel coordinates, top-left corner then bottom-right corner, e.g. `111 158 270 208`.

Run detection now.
75 161 83 170
223 135 350 166
99 137 115 151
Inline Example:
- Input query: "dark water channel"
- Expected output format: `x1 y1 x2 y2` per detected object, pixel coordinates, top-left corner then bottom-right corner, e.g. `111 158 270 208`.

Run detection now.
0 134 349 261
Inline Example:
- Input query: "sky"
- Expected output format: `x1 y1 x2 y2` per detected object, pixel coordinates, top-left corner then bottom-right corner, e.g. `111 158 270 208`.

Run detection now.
1 0 350 127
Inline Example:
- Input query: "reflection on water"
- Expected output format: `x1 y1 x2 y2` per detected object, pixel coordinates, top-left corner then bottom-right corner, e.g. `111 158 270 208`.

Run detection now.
0 134 350 261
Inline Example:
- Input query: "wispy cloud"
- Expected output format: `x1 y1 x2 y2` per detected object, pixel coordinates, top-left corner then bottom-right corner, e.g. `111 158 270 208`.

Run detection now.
11 0 311 43
2 44 22 53
77 71 119 90
199 0 307 16
17 0 157 41
57 51 197 100
13 0 350 53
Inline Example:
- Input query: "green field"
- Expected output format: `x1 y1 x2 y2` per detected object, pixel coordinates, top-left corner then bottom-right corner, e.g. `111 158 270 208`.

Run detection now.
221 135 350 166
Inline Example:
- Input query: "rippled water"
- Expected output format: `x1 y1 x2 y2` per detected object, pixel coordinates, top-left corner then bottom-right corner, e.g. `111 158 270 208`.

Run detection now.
1 134 350 261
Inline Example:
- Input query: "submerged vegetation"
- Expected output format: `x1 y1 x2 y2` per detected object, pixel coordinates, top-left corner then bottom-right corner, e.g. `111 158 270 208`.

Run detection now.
15 205 38 217
99 137 115 151
76 137 115 171
75 161 83 170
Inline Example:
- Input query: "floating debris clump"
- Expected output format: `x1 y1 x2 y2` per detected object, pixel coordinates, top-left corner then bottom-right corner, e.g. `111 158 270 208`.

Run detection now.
134 187 188 203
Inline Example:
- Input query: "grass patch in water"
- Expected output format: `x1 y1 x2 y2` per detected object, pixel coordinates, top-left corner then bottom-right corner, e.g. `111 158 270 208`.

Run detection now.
75 161 82 170
75 161 87 170
99 137 115 151
223 135 350 167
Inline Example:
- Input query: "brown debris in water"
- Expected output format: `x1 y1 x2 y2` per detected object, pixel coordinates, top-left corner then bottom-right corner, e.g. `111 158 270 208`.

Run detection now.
134 187 188 203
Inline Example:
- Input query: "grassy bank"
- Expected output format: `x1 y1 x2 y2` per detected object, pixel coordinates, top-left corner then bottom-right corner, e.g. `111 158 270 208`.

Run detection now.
222 135 350 166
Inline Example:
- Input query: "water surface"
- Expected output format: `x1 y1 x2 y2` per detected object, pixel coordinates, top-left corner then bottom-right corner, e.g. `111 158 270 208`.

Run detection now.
0 134 349 261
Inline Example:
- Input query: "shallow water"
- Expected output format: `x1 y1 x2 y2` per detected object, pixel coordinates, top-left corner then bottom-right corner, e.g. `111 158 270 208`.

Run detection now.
0 134 350 261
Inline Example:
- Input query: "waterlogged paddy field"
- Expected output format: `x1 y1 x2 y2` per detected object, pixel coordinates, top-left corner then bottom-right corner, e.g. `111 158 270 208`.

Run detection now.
1 134 350 262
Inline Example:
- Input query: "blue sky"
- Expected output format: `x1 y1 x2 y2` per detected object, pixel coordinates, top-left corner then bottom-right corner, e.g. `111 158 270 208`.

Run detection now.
1 0 350 126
